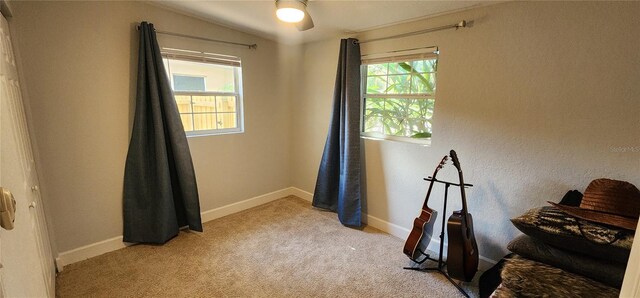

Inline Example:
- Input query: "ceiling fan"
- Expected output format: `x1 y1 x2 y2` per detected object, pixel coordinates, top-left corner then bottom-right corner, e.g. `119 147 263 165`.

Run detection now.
275 0 314 31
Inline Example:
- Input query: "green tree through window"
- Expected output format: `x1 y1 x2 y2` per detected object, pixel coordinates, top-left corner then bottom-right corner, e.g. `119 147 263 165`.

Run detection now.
363 58 437 140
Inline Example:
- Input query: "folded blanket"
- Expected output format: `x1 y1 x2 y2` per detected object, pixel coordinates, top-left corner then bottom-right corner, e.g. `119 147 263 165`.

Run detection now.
491 255 619 298
508 235 626 287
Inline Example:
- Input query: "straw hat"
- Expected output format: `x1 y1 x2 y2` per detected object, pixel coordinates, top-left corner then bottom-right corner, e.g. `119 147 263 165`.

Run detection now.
549 178 640 230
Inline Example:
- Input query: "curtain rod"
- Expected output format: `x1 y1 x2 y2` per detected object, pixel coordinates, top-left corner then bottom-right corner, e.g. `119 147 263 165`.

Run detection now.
136 24 257 50
356 20 468 44
361 45 439 59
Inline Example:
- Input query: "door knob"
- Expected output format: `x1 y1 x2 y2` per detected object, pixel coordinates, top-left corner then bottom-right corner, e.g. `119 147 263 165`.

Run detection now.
0 187 17 230
31 186 39 192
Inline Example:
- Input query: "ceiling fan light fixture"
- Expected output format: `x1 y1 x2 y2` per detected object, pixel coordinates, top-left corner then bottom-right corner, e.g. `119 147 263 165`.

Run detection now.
276 0 306 23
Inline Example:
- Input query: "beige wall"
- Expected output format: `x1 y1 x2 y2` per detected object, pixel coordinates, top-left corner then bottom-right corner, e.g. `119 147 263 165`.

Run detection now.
8 1 640 263
9 1 292 253
291 1 640 261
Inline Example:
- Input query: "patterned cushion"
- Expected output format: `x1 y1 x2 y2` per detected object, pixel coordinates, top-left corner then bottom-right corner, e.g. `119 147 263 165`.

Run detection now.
510 206 634 263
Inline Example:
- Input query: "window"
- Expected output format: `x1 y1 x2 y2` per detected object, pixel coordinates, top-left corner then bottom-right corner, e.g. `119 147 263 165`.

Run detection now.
163 50 243 136
173 75 206 92
361 50 438 143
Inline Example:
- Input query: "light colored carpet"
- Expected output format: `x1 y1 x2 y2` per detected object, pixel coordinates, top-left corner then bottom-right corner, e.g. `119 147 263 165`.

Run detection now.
56 196 478 297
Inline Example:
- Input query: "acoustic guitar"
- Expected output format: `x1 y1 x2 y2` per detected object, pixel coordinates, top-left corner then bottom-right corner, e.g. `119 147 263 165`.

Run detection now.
403 155 448 262
446 150 479 282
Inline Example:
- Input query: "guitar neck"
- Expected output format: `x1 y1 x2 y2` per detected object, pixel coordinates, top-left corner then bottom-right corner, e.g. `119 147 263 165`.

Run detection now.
450 150 470 215
456 168 469 214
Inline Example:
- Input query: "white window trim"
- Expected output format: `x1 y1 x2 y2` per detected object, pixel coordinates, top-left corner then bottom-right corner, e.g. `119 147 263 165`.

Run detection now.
361 133 432 146
164 56 244 137
359 53 437 145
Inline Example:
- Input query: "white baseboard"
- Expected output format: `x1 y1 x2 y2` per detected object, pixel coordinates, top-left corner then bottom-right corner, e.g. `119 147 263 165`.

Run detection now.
200 188 294 222
294 189 498 269
289 188 498 269
367 213 496 271
56 186 497 272
366 213 411 239
57 187 297 270
56 235 129 270
290 187 313 202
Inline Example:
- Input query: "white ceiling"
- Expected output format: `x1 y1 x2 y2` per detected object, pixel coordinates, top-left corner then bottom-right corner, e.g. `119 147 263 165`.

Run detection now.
151 1 493 44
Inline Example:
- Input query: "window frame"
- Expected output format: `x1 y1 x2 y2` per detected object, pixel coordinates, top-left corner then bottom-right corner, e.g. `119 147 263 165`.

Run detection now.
164 55 244 137
360 51 438 145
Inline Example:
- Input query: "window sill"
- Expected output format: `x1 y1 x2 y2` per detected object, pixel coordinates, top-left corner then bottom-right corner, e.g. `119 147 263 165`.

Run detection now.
186 129 244 138
360 133 431 146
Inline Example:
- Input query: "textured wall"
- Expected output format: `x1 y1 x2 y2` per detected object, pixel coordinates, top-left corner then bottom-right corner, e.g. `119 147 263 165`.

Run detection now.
9 1 292 253
291 1 640 261
8 1 640 262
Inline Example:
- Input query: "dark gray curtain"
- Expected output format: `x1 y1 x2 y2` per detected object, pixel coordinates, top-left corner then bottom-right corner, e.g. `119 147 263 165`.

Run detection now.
312 38 362 227
123 22 202 244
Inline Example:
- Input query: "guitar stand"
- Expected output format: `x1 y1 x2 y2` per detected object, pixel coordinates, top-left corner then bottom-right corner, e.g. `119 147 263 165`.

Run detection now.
403 178 473 298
